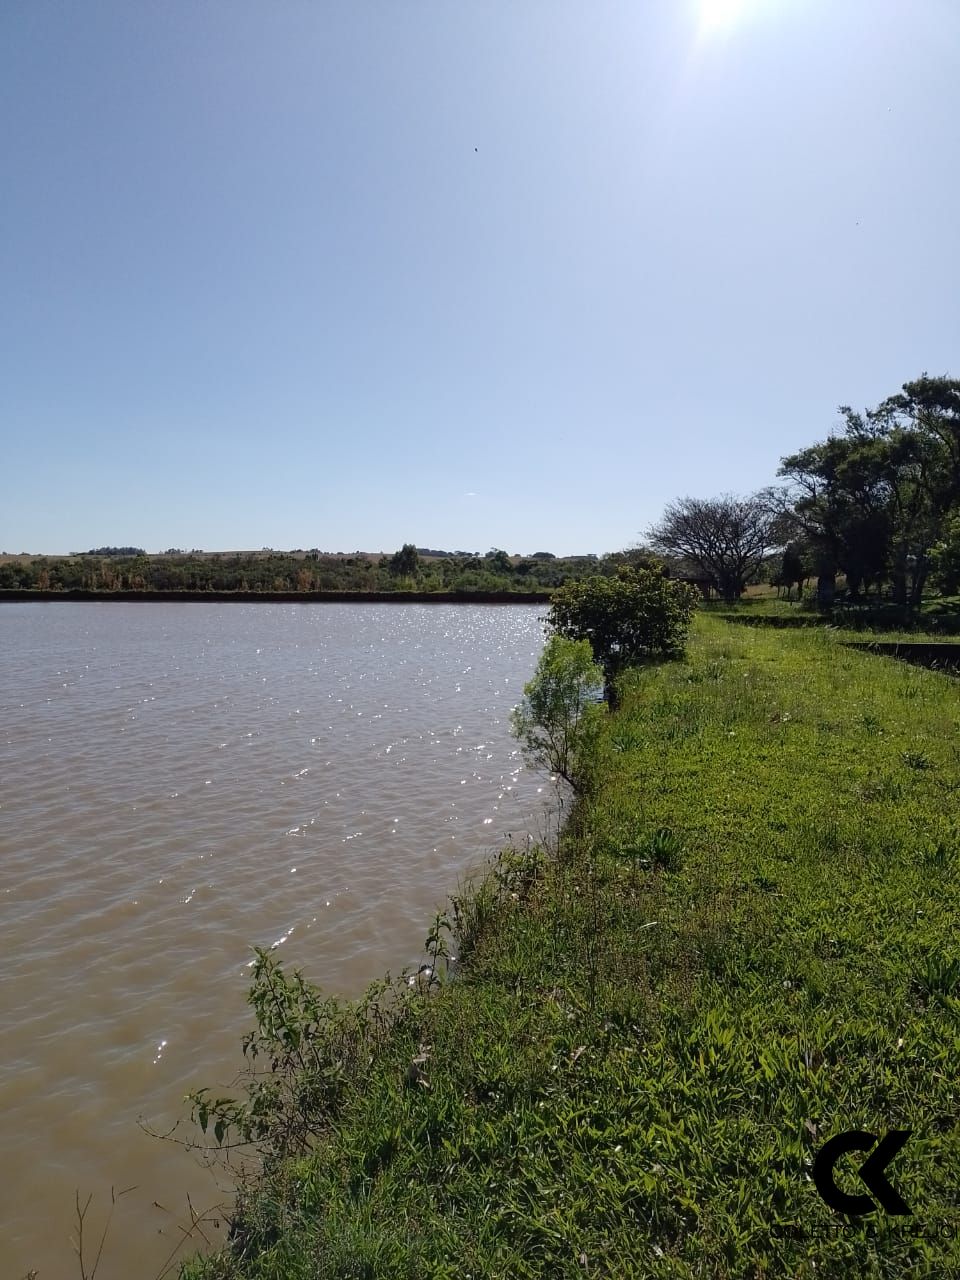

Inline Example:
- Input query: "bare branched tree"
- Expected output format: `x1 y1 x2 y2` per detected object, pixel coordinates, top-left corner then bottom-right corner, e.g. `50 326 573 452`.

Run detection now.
647 492 778 602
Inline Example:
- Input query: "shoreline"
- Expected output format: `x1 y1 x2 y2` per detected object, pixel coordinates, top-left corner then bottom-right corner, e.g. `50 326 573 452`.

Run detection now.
180 614 960 1277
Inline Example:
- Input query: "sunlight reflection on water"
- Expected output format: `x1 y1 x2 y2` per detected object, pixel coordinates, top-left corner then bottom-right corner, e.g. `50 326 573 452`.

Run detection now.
0 602 550 1279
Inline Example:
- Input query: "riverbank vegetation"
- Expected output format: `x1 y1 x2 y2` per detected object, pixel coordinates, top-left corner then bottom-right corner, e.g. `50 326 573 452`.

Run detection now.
179 610 960 1277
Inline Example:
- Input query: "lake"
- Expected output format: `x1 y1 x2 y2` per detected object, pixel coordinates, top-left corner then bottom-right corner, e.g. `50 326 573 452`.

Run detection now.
0 602 550 1279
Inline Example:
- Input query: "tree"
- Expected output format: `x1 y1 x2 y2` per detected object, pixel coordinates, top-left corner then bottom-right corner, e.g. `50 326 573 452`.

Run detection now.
85 546 146 556
647 493 776 602
599 547 665 576
485 548 513 574
868 375 960 607
548 568 698 704
775 542 810 599
882 375 960 507
776 435 893 602
510 636 604 790
776 377 960 609
389 544 420 577
930 513 960 596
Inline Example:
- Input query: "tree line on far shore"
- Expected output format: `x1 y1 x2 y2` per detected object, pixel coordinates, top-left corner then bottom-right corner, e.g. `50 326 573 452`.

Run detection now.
0 547 617 596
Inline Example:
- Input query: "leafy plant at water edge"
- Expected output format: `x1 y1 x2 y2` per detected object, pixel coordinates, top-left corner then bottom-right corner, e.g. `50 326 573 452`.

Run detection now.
510 634 605 790
186 949 404 1161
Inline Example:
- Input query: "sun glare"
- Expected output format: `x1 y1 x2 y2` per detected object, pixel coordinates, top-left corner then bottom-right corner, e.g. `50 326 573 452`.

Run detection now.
700 0 748 30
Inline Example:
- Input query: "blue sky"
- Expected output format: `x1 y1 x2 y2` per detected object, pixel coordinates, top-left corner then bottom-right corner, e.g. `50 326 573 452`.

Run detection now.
2 0 958 556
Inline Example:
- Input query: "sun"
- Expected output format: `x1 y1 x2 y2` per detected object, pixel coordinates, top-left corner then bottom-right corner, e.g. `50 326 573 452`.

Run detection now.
699 0 748 30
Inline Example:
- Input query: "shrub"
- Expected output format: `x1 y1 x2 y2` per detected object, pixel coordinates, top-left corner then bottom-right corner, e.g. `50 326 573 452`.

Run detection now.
510 635 605 790
548 568 698 700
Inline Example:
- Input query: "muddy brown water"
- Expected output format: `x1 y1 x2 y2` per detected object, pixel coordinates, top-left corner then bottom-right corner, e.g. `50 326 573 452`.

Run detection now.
0 603 551 1279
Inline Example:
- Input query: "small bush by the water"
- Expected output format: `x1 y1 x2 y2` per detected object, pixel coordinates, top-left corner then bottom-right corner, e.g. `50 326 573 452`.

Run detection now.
510 635 604 791
186 952 409 1162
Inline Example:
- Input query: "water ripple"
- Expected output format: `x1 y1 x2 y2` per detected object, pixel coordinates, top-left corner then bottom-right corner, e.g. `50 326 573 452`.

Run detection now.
0 602 549 1279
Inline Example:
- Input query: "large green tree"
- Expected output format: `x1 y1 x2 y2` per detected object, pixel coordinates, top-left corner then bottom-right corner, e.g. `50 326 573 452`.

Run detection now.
776 434 893 601
872 375 960 606
777 376 960 608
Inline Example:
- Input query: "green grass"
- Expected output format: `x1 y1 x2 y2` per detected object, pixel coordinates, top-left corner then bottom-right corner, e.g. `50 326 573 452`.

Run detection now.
702 595 801 613
708 592 960 638
181 617 960 1279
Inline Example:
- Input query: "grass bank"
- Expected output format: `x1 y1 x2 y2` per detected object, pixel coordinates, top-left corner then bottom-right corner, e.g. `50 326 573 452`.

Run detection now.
182 615 960 1278
706 594 960 636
